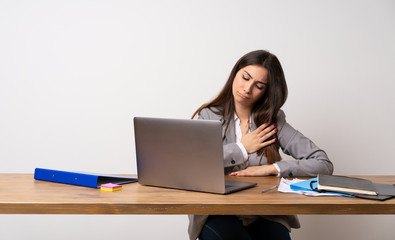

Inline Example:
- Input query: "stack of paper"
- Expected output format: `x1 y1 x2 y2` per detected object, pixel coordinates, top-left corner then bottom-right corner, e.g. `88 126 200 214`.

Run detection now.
100 183 122 192
277 178 352 197
317 174 395 200
278 176 395 201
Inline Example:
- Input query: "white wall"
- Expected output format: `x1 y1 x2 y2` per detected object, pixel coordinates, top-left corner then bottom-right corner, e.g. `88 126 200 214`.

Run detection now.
1 0 394 239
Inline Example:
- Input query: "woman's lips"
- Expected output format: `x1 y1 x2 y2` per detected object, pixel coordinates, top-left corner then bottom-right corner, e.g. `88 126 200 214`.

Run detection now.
237 91 250 100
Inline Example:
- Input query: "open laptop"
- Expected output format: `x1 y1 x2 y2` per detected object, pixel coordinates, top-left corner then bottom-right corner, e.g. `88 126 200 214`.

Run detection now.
133 117 257 194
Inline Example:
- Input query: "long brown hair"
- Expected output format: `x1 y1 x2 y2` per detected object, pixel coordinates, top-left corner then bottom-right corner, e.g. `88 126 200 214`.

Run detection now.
192 50 288 164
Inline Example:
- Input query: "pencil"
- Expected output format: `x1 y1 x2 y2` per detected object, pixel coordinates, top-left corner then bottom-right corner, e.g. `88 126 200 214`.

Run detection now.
261 185 278 193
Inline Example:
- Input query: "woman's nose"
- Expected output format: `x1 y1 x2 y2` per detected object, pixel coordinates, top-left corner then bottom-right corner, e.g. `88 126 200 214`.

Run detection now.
244 82 254 93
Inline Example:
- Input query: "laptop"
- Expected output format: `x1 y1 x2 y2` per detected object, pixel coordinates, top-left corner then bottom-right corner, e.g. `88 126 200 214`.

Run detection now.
133 117 257 194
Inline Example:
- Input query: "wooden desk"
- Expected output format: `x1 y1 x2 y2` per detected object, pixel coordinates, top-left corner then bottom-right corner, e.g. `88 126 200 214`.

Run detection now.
1 174 394 215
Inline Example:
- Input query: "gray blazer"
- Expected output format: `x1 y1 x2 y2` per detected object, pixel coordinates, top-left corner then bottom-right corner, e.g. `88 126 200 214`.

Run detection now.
188 107 334 240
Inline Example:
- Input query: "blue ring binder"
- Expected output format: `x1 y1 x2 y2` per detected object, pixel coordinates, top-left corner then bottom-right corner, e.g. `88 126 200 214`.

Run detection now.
34 168 137 188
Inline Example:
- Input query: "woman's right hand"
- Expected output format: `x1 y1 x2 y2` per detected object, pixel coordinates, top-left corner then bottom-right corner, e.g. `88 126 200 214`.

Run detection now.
240 122 278 154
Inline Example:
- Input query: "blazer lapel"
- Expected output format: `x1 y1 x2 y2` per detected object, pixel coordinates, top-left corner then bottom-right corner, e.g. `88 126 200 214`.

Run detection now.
222 116 236 144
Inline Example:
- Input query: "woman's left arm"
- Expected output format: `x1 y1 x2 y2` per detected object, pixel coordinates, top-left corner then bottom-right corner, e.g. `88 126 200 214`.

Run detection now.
274 110 334 177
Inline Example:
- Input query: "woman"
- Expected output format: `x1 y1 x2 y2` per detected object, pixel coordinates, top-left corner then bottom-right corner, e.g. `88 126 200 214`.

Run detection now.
188 50 333 240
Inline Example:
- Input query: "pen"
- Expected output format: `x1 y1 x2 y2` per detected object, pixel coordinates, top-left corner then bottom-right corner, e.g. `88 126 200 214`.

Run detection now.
261 185 278 193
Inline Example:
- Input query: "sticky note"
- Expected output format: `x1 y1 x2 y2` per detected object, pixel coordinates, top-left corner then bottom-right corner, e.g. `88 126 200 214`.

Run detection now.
100 183 122 191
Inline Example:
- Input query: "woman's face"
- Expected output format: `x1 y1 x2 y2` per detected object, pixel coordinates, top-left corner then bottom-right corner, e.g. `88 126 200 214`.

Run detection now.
232 64 268 109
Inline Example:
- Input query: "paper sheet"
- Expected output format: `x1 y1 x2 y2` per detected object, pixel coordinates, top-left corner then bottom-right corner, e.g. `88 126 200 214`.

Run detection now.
277 178 344 196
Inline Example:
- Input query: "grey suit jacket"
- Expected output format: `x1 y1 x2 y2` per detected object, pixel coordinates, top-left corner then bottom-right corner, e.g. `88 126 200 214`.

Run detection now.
188 107 334 240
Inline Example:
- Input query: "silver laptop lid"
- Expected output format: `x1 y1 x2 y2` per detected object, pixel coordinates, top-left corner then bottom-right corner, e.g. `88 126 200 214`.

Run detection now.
134 117 227 194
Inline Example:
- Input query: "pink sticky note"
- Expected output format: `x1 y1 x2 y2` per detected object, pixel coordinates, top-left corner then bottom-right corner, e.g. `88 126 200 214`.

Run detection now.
101 183 121 188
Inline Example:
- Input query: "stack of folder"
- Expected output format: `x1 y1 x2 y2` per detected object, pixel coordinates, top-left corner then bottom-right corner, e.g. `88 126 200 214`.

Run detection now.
291 174 395 201
316 174 395 200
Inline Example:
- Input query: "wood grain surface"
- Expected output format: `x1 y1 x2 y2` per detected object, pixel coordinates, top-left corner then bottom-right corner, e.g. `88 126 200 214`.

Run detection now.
1 174 394 214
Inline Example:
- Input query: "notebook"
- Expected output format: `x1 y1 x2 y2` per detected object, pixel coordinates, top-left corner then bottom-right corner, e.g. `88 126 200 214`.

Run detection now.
317 174 378 195
317 174 395 200
133 117 257 194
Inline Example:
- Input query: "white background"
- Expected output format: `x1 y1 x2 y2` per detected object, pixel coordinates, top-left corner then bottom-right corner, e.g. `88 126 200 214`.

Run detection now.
1 0 394 239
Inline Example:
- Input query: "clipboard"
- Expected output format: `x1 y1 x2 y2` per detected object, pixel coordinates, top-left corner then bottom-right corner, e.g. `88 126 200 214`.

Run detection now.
34 168 138 188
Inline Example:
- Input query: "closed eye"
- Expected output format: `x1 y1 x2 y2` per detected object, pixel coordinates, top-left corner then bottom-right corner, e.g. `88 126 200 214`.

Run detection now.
257 81 267 90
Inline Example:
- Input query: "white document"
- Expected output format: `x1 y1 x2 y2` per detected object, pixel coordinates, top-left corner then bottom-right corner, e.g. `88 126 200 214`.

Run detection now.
277 178 342 196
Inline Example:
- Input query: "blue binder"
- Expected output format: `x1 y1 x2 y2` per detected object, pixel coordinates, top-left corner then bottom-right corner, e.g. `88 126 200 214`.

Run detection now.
34 168 138 188
290 177 353 197
290 177 394 201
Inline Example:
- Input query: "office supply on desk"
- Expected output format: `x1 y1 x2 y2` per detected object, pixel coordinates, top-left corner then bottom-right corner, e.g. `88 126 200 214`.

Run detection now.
278 178 349 197
283 175 394 201
101 183 122 192
133 117 257 194
34 168 137 188
317 174 395 201
290 178 353 197
289 177 394 200
317 174 377 195
262 185 277 193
